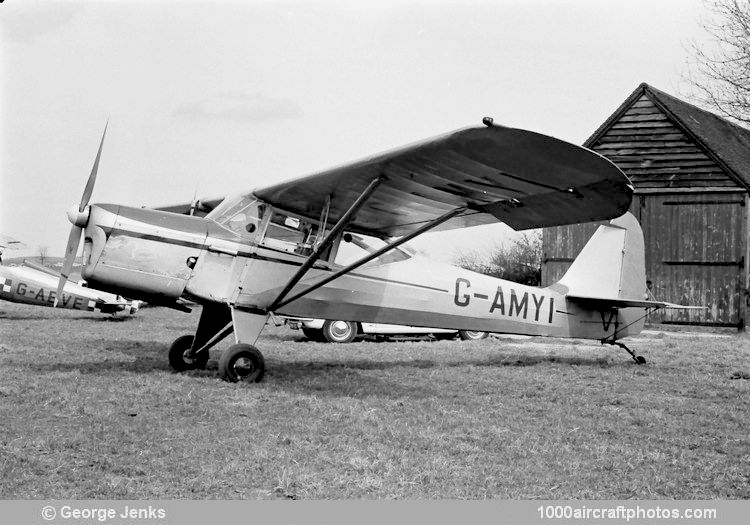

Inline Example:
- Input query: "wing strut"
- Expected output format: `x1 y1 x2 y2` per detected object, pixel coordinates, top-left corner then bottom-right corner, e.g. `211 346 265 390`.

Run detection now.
267 176 384 311
272 205 466 311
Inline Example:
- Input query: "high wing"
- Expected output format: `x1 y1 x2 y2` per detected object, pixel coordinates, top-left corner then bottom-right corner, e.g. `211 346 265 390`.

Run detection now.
250 121 634 237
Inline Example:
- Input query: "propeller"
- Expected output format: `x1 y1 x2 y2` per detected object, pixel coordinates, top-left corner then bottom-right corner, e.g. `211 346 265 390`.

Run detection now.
54 122 108 307
189 186 200 216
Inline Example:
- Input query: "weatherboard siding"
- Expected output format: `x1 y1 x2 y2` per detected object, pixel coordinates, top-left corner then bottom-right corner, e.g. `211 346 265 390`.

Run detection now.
589 95 735 189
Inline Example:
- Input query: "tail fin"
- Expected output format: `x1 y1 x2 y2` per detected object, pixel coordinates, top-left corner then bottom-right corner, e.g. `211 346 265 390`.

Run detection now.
556 212 646 303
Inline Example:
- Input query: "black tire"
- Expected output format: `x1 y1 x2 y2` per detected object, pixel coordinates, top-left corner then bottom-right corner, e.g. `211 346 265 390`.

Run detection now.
321 320 358 343
635 355 647 365
458 330 489 341
302 327 325 342
433 332 456 341
168 334 209 371
219 344 265 383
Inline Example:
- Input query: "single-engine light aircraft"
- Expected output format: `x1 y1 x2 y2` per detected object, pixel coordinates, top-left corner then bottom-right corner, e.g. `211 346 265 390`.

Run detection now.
55 118 686 382
0 239 140 315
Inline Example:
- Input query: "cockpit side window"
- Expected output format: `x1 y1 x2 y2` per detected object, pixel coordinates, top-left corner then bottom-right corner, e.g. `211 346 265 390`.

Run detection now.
264 212 319 255
334 233 411 267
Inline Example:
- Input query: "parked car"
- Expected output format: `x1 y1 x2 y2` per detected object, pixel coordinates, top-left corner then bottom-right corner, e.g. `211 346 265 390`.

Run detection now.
284 317 489 343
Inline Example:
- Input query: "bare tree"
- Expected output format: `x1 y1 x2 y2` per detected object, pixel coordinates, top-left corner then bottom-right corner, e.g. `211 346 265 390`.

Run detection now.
38 246 49 265
687 0 750 124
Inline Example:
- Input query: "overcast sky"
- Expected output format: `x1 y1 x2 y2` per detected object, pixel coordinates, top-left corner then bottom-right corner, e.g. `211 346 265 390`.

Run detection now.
1 0 713 261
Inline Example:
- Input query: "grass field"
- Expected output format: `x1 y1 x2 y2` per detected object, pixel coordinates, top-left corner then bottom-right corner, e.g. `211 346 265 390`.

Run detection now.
1 302 748 499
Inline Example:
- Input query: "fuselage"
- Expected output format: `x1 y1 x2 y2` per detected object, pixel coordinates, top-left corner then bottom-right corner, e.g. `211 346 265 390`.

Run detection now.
0 263 139 314
79 202 644 340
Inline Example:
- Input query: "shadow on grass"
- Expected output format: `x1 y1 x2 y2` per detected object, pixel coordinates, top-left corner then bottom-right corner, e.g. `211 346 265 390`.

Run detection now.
30 343 622 377
25 341 173 375
251 353 622 400
274 353 618 373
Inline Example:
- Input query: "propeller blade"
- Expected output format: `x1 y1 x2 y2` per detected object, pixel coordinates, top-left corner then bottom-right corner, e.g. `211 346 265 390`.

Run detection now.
189 185 199 216
54 226 82 307
79 121 108 212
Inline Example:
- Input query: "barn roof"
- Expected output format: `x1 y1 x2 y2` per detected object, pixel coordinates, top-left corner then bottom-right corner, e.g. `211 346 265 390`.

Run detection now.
585 82 750 191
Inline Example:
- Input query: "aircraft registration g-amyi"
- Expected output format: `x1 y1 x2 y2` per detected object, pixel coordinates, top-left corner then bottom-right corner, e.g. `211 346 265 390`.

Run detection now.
55 117 687 382
0 237 140 315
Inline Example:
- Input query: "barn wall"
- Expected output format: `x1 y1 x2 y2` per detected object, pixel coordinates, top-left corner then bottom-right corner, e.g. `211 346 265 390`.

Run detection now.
541 90 748 327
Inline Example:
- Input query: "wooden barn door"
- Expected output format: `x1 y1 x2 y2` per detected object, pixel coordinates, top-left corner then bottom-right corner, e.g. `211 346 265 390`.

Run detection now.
639 192 746 327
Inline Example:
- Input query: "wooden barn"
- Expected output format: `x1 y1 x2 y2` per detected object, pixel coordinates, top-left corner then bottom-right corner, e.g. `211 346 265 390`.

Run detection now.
542 82 750 328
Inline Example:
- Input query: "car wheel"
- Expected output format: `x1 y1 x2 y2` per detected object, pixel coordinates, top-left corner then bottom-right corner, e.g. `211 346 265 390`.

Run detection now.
321 320 358 343
458 330 489 341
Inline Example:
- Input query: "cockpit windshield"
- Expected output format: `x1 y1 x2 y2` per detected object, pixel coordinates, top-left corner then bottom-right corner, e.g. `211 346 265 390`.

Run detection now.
207 194 316 253
206 194 265 241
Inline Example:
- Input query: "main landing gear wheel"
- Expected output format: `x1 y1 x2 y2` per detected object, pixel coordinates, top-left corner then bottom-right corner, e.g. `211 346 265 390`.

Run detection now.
168 335 209 371
219 344 265 383
458 330 489 341
635 355 647 365
322 320 358 343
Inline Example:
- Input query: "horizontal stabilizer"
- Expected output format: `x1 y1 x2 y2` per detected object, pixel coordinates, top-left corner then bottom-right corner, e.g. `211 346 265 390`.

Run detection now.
567 294 705 310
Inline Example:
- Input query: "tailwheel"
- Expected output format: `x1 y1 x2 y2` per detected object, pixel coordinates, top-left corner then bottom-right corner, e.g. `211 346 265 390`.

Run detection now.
168 335 209 371
610 341 646 365
219 343 266 383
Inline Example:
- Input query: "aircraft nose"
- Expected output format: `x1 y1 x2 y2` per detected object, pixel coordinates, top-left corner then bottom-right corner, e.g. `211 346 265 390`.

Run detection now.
67 204 90 228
